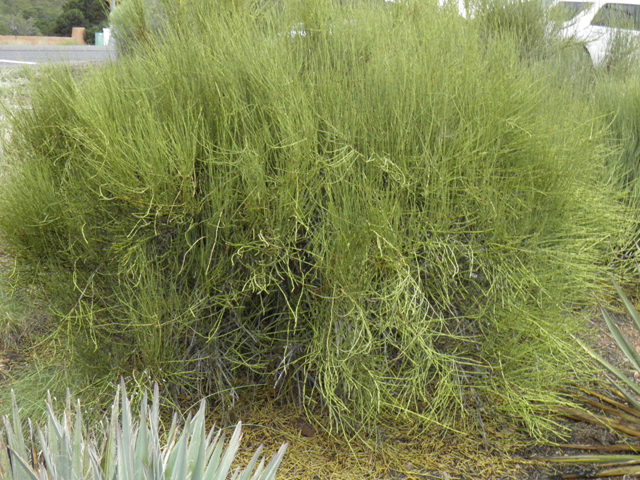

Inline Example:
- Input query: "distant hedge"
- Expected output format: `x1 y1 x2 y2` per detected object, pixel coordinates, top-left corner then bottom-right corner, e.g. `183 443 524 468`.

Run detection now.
1 0 632 436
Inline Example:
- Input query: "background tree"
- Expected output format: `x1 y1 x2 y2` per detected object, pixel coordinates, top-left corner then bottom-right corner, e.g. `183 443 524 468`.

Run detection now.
0 14 39 35
21 5 61 35
52 0 109 43
51 8 84 35
0 0 64 36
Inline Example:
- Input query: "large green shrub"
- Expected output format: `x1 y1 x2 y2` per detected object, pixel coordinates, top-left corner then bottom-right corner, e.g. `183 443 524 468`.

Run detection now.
0 0 632 436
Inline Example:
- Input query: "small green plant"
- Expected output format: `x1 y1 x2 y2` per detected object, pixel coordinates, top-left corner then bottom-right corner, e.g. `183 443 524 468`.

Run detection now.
0 382 288 480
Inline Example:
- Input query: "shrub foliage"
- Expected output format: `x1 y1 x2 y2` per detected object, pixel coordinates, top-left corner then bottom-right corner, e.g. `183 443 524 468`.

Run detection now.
0 0 632 435
110 0 168 55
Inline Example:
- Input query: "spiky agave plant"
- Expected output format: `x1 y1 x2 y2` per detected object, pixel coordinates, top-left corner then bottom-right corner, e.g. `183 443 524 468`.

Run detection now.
0 382 287 480
540 278 640 479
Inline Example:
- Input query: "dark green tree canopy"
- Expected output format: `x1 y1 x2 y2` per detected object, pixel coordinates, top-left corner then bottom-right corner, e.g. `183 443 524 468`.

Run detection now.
60 0 107 26
51 7 84 35
52 0 109 42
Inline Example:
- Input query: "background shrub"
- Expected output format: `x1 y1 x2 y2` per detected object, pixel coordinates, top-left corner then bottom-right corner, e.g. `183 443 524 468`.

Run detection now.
0 0 633 436
592 70 640 248
473 0 562 60
110 0 174 55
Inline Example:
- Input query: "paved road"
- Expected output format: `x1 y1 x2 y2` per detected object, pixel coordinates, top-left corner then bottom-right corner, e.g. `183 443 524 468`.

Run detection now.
0 46 115 67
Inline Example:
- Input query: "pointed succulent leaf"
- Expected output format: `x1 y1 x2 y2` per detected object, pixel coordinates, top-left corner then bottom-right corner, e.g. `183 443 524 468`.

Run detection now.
45 393 61 467
119 379 136 480
230 466 241 480
134 389 149 473
37 429 54 478
162 412 180 469
150 384 160 432
613 278 640 333
600 304 640 372
89 445 107 480
1 386 287 480
237 445 263 480
46 400 65 447
187 401 206 473
576 337 640 398
258 443 288 480
202 430 226 480
55 399 73 480
210 423 243 480
169 421 190 480
104 385 120 480
65 391 72 429
189 406 208 480
10 390 28 461
611 380 640 411
27 419 36 469
0 430 24 480
165 413 191 479
148 383 164 479
73 400 84 479
0 435 12 479
205 429 221 464
3 418 17 458
248 459 266 480
8 449 40 480
4 422 36 479
165 413 179 452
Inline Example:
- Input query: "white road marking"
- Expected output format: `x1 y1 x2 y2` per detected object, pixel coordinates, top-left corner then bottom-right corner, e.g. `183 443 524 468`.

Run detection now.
0 59 37 65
